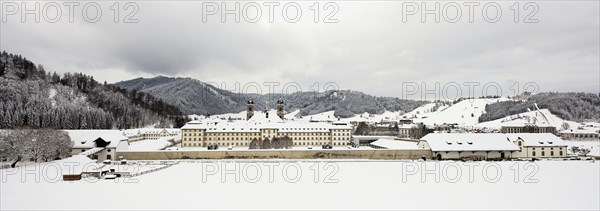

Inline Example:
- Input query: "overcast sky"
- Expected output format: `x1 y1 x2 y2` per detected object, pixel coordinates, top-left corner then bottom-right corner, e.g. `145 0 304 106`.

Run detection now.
1 1 598 98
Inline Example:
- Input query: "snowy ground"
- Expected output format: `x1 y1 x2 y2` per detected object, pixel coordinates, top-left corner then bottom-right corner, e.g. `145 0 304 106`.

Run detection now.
1 159 598 210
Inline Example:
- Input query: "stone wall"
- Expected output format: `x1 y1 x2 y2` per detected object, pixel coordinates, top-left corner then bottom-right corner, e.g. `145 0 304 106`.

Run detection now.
117 149 432 160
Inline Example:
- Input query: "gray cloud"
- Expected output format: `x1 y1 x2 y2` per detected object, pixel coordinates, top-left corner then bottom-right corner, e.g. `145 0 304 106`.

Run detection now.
0 1 598 98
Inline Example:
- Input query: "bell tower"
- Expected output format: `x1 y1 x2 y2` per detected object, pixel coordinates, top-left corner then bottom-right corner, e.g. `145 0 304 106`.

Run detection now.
246 98 254 120
276 98 285 119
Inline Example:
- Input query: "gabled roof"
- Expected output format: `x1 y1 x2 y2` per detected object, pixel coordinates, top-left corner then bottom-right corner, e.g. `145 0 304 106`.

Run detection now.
65 130 128 149
248 110 283 123
420 133 520 152
505 133 568 147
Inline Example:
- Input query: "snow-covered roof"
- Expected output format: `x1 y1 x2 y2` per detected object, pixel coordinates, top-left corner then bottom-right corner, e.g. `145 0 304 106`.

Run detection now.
127 136 177 151
399 124 418 129
78 147 103 156
505 133 568 147
371 139 419 149
248 110 284 123
559 129 599 134
181 120 352 132
121 128 181 137
65 130 128 149
420 133 520 152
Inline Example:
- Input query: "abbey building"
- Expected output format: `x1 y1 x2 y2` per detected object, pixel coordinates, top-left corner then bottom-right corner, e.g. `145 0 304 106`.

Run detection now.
181 98 353 147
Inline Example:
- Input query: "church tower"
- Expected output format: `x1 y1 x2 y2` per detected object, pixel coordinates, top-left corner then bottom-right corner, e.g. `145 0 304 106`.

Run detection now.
246 98 254 120
276 98 285 119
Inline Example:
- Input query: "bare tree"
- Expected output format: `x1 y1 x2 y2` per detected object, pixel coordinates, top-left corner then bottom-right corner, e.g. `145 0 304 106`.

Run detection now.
569 146 580 155
272 137 282 149
0 129 72 167
579 148 591 157
261 137 271 149
282 135 293 149
249 138 260 149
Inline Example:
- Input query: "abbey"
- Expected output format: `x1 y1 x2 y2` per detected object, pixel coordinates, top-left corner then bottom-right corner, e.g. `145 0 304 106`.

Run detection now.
180 98 353 148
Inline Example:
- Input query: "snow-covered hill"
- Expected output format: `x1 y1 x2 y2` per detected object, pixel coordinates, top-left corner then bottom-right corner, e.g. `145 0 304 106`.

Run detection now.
115 76 428 117
476 108 581 130
409 98 510 127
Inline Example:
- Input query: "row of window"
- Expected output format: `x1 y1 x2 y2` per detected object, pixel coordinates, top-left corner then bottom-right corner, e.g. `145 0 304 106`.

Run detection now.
185 132 352 138
188 132 350 137
562 134 599 138
532 151 563 156
531 147 563 151
182 142 350 147
184 136 351 142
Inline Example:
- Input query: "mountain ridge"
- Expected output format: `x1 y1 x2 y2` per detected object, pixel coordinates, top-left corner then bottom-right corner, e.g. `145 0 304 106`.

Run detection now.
114 76 429 117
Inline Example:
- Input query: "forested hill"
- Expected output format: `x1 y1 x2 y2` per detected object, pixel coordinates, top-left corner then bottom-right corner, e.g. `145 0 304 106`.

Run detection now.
0 51 188 129
114 77 429 118
479 92 600 122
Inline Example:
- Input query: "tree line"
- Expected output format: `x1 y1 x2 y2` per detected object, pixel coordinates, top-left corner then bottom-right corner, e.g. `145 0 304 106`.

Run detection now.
479 92 600 122
0 129 72 168
248 136 294 149
0 51 189 129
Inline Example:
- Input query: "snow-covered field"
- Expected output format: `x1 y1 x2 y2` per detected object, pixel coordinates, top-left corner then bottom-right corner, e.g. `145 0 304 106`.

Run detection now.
2 159 598 210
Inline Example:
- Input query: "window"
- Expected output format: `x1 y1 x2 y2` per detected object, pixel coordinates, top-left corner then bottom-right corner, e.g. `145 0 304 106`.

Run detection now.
107 155 112 160
541 151 545 156
551 151 554 156
532 151 536 156
560 151 563 156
